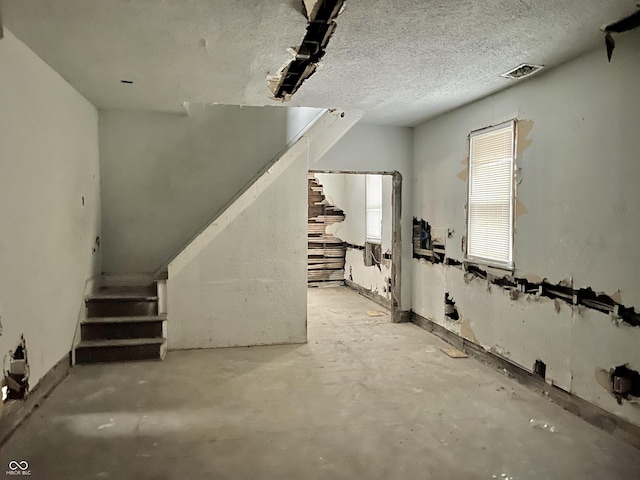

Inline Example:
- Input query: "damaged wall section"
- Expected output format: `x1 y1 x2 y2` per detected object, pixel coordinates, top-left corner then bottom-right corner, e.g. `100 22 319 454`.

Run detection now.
308 173 347 285
411 35 640 428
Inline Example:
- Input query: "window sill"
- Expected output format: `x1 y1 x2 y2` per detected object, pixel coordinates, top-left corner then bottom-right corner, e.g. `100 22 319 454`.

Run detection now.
464 258 514 274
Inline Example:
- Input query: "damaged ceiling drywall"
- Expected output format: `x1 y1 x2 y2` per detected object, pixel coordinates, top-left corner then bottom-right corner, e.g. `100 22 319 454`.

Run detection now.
268 0 344 100
2 0 637 126
603 7 640 61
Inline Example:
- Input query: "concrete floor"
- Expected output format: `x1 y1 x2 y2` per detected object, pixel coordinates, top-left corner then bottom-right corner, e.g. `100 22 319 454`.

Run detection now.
1 286 639 479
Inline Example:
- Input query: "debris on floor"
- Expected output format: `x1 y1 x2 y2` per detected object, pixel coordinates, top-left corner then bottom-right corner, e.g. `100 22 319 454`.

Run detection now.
365 310 386 317
441 347 468 358
529 419 558 433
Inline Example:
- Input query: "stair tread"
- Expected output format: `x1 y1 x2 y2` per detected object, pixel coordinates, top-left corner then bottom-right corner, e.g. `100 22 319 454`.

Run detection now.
77 338 166 348
82 315 166 325
86 294 158 301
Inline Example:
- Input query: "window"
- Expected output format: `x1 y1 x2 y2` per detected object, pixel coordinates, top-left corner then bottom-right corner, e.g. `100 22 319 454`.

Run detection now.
466 121 515 269
365 174 382 244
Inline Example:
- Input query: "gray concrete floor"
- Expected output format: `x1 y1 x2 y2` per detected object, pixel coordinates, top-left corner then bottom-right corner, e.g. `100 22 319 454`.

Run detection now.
2 286 639 479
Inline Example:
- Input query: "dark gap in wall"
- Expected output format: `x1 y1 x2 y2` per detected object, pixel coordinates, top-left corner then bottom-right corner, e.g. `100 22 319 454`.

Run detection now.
577 288 616 314
466 264 487 280
534 359 547 380
271 0 344 99
611 365 640 404
4 336 29 400
412 217 444 263
445 257 463 267
462 263 640 327
493 275 517 290
598 365 640 405
412 216 640 326
540 282 574 304
444 293 459 321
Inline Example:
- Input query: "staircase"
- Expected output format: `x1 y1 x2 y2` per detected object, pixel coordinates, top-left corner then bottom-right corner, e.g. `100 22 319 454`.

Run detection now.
74 285 167 364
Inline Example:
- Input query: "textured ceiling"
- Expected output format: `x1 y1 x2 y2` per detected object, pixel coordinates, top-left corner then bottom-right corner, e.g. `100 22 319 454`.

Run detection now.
2 0 636 126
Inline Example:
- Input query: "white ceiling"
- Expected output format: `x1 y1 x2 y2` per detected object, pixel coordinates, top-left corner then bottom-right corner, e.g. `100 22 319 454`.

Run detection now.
2 0 636 126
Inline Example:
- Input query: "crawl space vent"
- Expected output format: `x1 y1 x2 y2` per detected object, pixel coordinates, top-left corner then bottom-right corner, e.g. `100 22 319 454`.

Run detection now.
501 64 544 80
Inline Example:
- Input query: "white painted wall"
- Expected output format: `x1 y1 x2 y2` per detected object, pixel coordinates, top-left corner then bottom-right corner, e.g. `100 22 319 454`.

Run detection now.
99 105 319 274
315 173 393 303
167 110 355 349
0 30 101 387
314 125 413 312
167 142 309 349
287 107 324 143
412 32 640 425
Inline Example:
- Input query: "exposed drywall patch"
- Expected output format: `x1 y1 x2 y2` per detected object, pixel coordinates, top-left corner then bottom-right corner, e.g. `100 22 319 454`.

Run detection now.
516 119 534 155
595 365 640 405
515 198 529 217
460 319 479 344
522 274 544 284
269 0 345 100
611 289 623 304
456 157 469 182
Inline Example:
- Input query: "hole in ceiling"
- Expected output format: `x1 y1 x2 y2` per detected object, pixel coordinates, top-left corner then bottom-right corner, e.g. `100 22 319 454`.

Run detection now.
120 80 134 84
500 64 544 80
267 0 344 100
603 8 640 61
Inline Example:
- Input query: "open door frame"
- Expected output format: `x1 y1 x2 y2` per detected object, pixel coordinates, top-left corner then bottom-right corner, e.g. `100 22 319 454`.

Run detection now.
309 169 403 322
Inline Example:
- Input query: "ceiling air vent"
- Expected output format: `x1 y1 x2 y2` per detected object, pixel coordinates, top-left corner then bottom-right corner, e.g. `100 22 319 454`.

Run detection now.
501 64 544 80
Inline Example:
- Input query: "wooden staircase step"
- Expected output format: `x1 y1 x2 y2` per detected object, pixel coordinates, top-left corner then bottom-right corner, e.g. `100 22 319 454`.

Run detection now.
81 315 166 341
75 338 167 364
81 315 166 324
86 296 159 318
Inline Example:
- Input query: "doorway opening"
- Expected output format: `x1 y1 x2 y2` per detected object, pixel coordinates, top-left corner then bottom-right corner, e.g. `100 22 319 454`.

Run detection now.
307 170 402 321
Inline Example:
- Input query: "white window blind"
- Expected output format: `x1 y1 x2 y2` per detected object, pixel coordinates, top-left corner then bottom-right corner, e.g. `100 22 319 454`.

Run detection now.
365 174 382 244
467 121 515 268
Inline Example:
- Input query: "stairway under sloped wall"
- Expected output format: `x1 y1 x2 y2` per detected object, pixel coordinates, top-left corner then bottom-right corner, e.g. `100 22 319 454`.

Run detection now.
167 110 361 349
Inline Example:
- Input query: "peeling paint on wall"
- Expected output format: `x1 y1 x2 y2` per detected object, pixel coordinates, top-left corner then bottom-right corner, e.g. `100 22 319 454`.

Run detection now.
456 157 469 182
515 198 529 217
460 319 479 344
516 119 534 155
